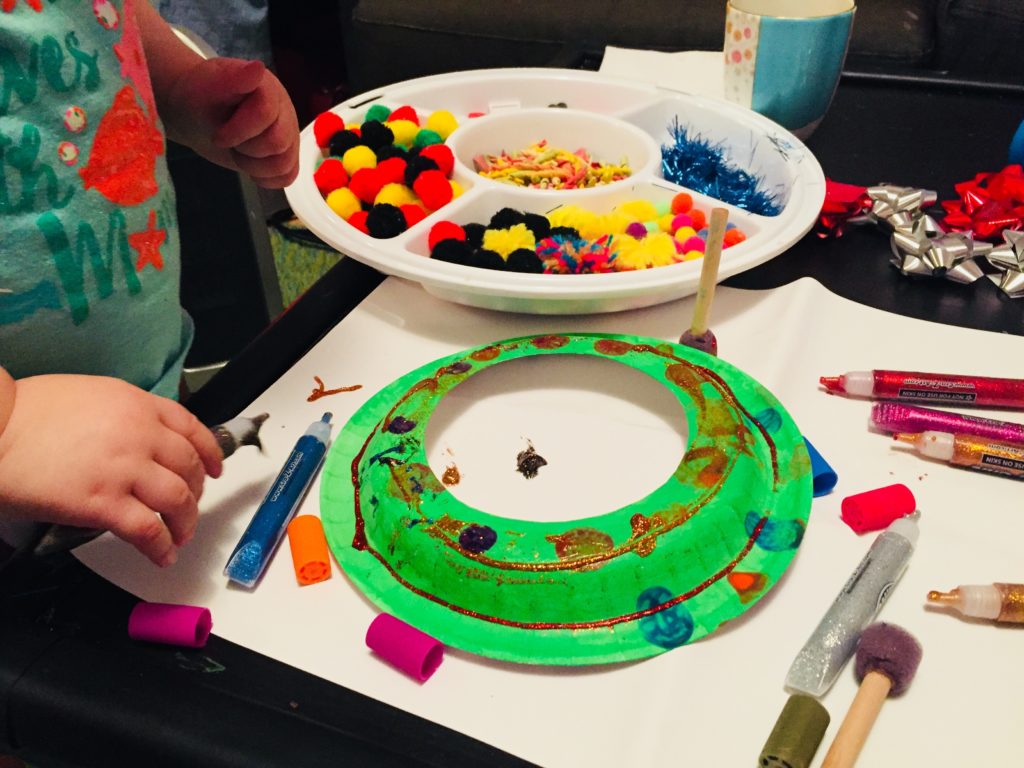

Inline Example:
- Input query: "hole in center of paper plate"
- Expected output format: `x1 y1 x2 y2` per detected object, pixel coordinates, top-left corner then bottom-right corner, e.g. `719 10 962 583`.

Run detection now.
425 355 689 523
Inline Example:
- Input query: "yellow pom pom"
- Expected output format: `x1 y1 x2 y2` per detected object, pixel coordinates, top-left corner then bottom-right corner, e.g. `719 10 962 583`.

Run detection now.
658 213 675 233
674 226 697 243
449 179 464 199
548 205 597 235
342 145 376 176
325 187 361 220
425 110 458 140
375 182 418 207
387 119 419 147
614 199 659 222
614 233 678 270
482 223 536 258
683 250 704 261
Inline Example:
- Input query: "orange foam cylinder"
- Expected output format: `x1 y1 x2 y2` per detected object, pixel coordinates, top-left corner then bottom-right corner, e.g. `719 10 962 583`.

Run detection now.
286 514 332 585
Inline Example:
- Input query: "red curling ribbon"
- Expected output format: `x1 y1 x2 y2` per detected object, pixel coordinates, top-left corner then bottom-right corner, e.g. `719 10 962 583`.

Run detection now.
816 179 870 237
940 164 1024 241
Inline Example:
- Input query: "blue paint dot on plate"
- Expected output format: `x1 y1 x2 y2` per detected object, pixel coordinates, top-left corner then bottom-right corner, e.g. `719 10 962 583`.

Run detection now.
446 361 472 375
387 416 416 434
636 586 695 649
753 407 783 433
459 524 497 553
744 510 804 551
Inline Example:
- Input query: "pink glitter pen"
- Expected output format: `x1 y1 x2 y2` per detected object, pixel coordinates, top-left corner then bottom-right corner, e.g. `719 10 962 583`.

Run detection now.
820 370 1024 408
871 402 1024 446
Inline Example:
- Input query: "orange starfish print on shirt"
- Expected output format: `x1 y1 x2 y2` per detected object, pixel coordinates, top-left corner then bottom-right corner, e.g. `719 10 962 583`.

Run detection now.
1 0 43 12
129 209 167 271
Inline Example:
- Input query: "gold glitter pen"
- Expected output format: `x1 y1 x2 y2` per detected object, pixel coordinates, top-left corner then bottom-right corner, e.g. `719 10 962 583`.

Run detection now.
927 583 1024 624
893 430 1024 480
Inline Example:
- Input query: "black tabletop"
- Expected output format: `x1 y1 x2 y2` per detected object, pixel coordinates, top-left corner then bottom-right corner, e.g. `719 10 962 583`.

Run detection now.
3 73 1023 768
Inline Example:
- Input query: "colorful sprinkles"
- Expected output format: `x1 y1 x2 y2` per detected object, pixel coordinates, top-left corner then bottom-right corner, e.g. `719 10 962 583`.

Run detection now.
473 140 632 190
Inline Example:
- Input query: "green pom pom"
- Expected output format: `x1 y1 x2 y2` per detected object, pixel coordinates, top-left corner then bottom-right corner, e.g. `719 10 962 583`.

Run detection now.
413 128 443 148
654 199 671 216
364 104 392 122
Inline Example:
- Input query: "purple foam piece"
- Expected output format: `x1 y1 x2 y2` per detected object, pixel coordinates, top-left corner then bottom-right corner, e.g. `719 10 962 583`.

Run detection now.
365 613 444 681
128 602 213 648
854 622 923 696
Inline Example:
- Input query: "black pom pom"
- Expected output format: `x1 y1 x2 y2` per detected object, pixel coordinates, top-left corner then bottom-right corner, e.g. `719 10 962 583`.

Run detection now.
431 239 473 265
359 120 395 152
473 249 507 271
506 248 544 273
489 207 526 229
365 204 407 239
403 154 440 186
522 213 551 240
549 226 581 239
375 144 407 162
462 222 486 248
328 130 361 157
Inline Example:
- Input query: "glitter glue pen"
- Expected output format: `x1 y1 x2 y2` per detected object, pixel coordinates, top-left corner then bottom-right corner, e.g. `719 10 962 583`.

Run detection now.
927 583 1024 624
225 413 332 588
870 402 1024 446
785 514 919 698
820 370 1024 408
893 431 1024 480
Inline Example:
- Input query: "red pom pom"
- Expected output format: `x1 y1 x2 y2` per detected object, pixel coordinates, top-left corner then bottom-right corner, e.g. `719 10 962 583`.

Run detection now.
348 209 370 234
400 203 428 228
376 157 408 186
313 112 345 148
313 158 349 194
348 167 384 204
388 105 419 125
418 143 455 177
413 169 454 210
428 220 466 251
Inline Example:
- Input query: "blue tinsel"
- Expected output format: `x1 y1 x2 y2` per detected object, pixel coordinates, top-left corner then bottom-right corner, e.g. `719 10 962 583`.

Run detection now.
660 120 782 217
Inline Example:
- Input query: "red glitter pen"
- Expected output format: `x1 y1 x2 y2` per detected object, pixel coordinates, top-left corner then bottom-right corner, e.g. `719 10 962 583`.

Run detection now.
820 370 1024 408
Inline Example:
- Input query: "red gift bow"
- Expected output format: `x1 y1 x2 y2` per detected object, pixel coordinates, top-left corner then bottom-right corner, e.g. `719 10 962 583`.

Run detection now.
941 164 1024 241
817 179 870 237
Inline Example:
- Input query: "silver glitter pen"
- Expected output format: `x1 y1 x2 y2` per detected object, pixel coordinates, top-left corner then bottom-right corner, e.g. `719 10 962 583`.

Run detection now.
785 513 919 697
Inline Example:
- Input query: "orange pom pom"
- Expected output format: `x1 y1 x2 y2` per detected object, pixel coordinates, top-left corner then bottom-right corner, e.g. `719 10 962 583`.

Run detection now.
670 192 693 215
413 169 453 210
689 208 706 230
723 228 746 247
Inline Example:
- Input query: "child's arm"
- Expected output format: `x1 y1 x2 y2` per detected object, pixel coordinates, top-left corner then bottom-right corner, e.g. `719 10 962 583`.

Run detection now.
0 370 223 566
134 0 299 188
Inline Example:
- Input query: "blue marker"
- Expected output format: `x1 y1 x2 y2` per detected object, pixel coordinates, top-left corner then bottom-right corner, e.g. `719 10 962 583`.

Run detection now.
224 413 333 588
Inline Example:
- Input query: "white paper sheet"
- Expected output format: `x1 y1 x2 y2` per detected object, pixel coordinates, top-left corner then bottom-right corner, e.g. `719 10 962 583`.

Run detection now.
599 47 725 100
78 276 1024 767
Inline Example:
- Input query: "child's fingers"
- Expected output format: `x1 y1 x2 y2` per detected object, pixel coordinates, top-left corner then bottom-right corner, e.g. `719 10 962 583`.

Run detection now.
250 168 300 189
213 84 274 149
232 114 295 159
109 496 179 567
152 431 206 502
231 141 298 183
157 399 223 479
132 465 199 548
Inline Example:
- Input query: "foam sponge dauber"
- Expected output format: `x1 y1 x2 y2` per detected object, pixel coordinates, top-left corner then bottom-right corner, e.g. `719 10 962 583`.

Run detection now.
821 622 923 768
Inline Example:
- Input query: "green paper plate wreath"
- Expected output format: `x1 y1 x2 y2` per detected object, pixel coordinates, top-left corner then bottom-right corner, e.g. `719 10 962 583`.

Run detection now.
321 333 812 665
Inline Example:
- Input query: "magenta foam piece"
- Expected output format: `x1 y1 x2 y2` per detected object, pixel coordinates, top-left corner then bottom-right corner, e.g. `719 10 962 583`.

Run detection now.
128 602 212 648
840 484 916 534
365 613 444 681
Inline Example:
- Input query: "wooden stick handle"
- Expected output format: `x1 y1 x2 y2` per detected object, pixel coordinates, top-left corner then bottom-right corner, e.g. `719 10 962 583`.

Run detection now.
821 671 892 768
689 207 729 336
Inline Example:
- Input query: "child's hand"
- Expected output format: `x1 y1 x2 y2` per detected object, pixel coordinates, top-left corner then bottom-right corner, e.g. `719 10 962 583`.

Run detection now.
0 375 223 567
166 57 300 188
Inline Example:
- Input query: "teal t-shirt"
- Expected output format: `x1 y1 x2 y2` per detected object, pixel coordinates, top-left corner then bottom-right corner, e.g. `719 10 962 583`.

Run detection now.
0 0 189 399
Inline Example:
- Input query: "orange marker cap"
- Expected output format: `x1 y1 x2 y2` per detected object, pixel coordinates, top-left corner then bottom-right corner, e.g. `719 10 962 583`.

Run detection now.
287 515 332 586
